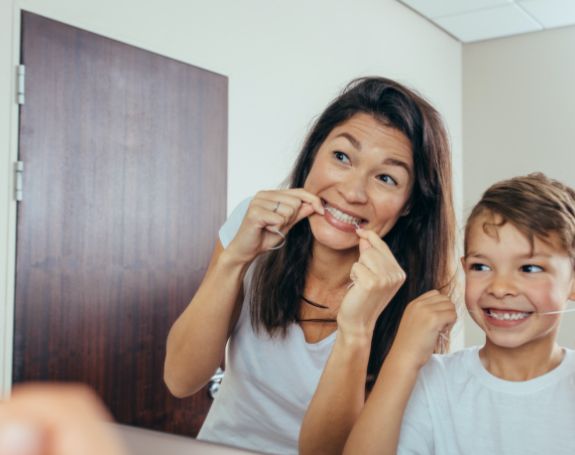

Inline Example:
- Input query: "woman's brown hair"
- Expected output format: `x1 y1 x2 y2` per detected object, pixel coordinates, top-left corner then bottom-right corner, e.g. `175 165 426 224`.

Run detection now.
249 77 456 384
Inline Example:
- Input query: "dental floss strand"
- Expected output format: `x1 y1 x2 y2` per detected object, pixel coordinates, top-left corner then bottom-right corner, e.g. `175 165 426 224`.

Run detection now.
467 306 575 318
267 228 286 250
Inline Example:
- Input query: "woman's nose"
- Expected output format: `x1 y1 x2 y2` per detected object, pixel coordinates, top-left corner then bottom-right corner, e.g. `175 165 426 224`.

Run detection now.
339 172 368 204
487 273 518 298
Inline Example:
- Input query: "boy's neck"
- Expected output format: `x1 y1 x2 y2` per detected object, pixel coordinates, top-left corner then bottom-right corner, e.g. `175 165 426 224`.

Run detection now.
479 338 564 381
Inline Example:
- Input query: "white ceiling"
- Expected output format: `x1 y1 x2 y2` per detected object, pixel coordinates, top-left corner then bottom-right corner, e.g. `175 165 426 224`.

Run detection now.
397 0 575 43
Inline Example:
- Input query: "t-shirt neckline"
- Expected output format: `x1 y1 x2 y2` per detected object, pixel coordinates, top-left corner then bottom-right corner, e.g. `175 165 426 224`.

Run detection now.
468 345 574 394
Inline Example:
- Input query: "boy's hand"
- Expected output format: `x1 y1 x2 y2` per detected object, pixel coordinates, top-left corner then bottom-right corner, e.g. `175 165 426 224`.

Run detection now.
388 290 457 369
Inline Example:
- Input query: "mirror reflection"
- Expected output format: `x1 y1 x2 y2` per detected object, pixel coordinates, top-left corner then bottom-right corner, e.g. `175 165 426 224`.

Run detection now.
3 1 574 454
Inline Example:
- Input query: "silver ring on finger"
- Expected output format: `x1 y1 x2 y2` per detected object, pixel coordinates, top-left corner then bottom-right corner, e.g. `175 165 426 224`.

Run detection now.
273 201 281 213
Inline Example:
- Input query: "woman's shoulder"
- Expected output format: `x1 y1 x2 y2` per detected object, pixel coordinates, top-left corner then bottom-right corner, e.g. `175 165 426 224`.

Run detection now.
219 197 252 247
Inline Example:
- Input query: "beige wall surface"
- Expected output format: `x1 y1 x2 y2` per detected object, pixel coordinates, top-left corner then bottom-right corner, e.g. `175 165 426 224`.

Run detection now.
1 0 462 391
463 26 575 348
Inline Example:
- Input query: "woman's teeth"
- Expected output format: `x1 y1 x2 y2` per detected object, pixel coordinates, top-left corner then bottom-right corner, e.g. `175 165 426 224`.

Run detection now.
486 309 531 321
325 204 362 226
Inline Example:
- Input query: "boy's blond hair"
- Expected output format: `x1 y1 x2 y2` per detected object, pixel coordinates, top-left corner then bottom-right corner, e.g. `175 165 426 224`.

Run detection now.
465 173 575 262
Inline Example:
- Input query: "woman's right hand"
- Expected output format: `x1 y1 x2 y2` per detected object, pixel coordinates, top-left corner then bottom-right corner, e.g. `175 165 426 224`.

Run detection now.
337 229 406 339
225 189 324 263
388 290 457 370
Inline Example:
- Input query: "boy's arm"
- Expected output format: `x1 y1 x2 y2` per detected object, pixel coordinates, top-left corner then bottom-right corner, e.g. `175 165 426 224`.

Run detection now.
343 352 420 455
299 327 372 455
344 290 456 455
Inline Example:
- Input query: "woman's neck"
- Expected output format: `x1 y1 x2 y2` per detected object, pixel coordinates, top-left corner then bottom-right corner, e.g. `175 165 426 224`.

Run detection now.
308 242 358 289
479 337 564 381
302 242 358 309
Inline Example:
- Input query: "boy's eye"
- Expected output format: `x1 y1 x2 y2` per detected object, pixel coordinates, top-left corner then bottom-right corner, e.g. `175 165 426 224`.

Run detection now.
469 263 490 272
333 151 350 164
521 264 543 273
377 174 398 186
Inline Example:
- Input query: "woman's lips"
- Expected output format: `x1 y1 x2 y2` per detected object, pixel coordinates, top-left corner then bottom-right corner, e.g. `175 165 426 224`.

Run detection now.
321 199 366 230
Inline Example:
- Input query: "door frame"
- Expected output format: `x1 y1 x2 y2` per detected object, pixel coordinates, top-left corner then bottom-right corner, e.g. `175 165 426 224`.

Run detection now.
1 5 22 398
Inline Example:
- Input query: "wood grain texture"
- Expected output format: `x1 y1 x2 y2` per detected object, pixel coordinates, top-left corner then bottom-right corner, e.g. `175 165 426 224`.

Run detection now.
14 11 227 436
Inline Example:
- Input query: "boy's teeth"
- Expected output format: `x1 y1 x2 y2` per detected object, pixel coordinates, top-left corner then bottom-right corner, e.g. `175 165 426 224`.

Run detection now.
325 205 361 226
487 310 531 321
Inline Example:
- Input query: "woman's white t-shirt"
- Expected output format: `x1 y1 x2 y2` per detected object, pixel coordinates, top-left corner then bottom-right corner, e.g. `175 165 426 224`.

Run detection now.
197 198 336 454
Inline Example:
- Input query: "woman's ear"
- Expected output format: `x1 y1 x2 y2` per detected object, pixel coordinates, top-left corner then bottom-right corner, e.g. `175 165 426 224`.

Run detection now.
400 202 411 217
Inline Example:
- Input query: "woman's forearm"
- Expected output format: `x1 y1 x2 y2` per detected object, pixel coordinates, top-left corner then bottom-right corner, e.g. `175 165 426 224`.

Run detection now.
299 329 372 455
163 243 250 398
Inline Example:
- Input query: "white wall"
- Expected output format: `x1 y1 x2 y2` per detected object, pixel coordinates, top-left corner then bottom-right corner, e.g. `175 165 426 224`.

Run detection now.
0 0 463 395
463 26 575 348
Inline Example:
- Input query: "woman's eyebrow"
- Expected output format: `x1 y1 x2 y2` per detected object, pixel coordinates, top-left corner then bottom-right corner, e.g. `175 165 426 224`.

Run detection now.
383 158 412 176
335 132 361 150
334 133 412 175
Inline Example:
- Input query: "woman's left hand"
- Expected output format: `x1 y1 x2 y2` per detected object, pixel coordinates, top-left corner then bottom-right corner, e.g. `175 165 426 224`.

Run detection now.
337 229 406 339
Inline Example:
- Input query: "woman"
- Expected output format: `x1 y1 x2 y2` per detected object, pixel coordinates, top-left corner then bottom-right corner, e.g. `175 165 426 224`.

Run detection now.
164 77 456 455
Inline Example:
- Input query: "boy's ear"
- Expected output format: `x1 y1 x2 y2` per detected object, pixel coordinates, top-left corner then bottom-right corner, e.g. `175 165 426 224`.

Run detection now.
569 275 575 301
568 266 575 300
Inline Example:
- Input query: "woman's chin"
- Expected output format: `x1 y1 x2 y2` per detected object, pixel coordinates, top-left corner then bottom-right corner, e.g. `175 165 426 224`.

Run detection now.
310 225 359 251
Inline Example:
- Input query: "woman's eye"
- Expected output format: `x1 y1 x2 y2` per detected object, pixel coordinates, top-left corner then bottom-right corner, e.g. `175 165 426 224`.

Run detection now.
469 263 490 272
377 174 397 186
333 151 350 164
521 264 543 273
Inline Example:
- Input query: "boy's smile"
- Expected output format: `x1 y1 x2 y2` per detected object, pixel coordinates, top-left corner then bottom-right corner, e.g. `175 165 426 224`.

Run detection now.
463 213 575 351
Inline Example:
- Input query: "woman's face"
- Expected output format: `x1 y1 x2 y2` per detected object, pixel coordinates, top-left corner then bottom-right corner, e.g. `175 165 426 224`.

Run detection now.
304 113 414 251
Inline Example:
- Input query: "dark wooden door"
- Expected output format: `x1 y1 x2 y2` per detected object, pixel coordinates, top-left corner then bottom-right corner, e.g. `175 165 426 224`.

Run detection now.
14 11 227 436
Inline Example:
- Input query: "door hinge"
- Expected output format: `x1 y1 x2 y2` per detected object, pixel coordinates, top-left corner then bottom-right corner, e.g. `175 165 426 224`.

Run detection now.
17 64 25 105
14 161 24 202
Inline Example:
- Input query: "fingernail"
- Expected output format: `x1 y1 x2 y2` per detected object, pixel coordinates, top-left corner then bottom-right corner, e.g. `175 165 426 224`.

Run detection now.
0 423 42 455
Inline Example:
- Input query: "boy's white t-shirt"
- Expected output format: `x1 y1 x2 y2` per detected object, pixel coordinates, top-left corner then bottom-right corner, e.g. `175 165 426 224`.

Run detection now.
398 345 575 455
197 198 336 454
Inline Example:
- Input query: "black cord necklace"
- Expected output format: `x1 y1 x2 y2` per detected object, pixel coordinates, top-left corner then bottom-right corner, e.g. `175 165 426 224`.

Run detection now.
297 295 337 323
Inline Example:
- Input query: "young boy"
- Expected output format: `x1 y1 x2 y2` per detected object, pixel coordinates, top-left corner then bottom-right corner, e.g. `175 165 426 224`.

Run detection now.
344 173 575 454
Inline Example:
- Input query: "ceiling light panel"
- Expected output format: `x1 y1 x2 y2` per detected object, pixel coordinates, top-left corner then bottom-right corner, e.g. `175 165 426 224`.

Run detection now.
434 3 542 42
399 0 512 19
518 0 575 28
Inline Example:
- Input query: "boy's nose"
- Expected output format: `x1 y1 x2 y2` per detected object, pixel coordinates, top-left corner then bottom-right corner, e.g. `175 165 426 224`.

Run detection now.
339 173 368 204
487 274 518 298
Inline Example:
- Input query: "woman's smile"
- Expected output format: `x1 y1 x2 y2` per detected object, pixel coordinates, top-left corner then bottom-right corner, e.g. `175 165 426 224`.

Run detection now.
322 199 366 232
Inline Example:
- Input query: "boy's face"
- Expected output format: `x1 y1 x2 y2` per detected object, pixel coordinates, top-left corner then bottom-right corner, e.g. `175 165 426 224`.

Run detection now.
463 213 575 350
